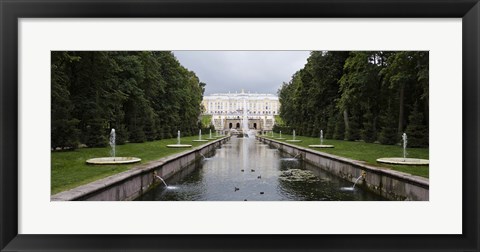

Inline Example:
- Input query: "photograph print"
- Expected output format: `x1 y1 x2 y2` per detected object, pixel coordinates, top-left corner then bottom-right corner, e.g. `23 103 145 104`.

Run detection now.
51 51 429 201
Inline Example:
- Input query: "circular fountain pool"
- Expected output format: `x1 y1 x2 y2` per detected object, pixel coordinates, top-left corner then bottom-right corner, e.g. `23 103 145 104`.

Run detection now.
166 144 192 148
376 157 429 166
86 157 141 165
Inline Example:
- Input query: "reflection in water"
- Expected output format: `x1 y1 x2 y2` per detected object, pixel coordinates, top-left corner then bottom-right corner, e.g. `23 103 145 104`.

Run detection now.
136 137 386 201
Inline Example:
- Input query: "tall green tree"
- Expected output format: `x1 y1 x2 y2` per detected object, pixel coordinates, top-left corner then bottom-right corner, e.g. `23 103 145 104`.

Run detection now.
277 51 428 147
405 102 428 147
51 51 206 150
51 52 81 150
338 52 386 141
68 51 122 147
378 101 398 145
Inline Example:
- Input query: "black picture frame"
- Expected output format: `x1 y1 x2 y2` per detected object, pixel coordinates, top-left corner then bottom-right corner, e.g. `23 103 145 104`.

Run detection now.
1 0 479 251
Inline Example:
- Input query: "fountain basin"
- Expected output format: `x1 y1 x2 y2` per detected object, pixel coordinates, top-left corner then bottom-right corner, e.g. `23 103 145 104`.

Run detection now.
86 157 141 165
276 138 286 140
166 144 193 148
308 145 334 148
376 157 429 166
192 139 209 142
286 140 302 142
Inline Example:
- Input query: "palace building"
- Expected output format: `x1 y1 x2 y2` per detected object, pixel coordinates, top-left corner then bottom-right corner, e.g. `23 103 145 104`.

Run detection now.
202 89 280 132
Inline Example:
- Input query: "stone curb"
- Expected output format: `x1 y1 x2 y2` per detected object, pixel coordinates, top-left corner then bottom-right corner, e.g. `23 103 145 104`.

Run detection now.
258 136 429 189
51 137 229 201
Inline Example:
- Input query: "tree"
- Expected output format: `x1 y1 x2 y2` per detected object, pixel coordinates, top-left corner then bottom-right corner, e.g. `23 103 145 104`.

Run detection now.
325 110 337 139
51 52 80 150
277 51 428 148
378 102 398 145
381 52 417 134
67 51 122 147
338 52 385 142
345 115 360 141
277 51 348 138
405 102 428 147
51 51 205 150
333 112 345 140
361 110 376 143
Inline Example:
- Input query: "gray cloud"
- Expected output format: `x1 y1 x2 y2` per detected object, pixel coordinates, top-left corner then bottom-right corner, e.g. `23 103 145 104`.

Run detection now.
173 51 310 95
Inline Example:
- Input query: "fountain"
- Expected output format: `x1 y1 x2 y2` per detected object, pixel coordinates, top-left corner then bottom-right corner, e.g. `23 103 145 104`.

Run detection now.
286 129 302 142
110 128 116 159
152 171 178 190
193 129 209 142
242 98 251 138
86 128 141 165
280 152 301 162
207 129 216 140
376 132 429 165
199 152 213 161
166 130 192 148
155 175 168 187
340 174 364 191
308 130 334 148
276 130 286 140
137 136 389 201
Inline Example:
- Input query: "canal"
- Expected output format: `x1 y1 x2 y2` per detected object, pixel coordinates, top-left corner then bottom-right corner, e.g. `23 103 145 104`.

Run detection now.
136 137 387 201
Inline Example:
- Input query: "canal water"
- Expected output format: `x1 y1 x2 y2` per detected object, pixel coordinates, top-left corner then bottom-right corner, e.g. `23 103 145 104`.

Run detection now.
136 137 386 201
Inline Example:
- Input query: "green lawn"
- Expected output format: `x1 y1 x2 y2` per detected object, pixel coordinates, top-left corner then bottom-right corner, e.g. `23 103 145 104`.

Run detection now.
51 134 218 194
263 134 429 178
53 133 428 195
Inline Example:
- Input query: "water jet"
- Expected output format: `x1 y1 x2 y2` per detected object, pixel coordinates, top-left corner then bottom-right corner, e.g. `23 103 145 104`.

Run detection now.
340 174 364 191
167 130 192 148
276 131 286 140
86 128 141 165
309 130 334 148
193 129 209 142
206 129 216 140
376 133 429 165
286 130 302 142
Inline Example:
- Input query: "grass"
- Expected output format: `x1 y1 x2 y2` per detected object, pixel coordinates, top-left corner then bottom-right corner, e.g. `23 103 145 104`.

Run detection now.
51 134 218 195
52 132 428 194
263 134 429 178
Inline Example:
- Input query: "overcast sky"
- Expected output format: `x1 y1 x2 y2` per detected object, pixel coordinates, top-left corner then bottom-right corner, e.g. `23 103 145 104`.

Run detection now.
173 51 310 95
